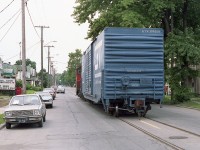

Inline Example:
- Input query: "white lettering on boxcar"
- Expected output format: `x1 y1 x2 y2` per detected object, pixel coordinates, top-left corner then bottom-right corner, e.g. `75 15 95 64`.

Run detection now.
95 72 101 78
142 30 161 33
94 40 103 51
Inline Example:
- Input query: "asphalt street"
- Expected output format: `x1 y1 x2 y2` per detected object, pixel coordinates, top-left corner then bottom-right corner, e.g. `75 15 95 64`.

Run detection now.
0 87 172 150
0 87 200 150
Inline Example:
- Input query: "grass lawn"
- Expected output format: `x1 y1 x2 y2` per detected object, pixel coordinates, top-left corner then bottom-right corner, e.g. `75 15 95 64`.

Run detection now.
26 90 35 94
0 96 10 108
163 95 200 110
0 114 4 124
177 101 200 109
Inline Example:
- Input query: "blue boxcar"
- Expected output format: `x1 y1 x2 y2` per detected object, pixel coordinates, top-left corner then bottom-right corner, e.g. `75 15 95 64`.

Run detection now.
81 27 164 116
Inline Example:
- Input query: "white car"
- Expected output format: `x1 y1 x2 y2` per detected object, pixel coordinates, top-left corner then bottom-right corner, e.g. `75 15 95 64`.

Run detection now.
57 85 65 93
43 88 56 100
35 92 53 108
4 94 46 129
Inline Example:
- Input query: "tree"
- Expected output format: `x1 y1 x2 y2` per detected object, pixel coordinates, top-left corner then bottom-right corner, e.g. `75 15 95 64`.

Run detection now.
15 58 36 69
61 49 82 86
37 69 48 88
72 0 200 102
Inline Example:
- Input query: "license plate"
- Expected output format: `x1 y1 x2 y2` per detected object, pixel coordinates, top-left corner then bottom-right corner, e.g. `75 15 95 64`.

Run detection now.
18 118 27 123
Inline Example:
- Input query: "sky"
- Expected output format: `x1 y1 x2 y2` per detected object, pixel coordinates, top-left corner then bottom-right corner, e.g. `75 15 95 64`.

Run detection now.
0 0 91 73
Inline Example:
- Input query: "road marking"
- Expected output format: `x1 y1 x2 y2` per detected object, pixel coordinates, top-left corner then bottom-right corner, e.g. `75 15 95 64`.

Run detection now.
140 120 160 129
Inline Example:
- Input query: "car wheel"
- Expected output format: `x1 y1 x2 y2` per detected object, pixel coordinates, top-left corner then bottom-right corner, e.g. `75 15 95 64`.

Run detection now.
6 122 11 129
51 104 53 108
43 115 46 122
38 118 43 127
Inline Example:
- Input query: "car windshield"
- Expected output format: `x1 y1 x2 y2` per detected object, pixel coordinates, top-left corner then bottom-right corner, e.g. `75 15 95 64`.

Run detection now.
41 95 52 100
10 95 41 106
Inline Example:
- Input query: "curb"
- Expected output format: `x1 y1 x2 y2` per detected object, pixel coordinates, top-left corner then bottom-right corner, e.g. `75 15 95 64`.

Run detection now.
176 105 200 111
0 123 5 130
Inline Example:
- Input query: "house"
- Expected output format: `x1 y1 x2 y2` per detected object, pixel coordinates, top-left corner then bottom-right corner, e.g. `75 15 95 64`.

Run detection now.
14 64 38 86
0 58 39 87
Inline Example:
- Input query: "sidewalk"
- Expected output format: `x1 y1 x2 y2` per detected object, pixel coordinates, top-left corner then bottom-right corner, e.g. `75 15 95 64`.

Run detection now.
0 106 6 129
0 106 7 114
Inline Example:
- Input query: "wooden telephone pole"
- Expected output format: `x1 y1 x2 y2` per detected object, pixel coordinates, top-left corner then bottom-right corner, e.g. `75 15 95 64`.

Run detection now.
44 45 54 87
35 26 49 89
21 0 26 94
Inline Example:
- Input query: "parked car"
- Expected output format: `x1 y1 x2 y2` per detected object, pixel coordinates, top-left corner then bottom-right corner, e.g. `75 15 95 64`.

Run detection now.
51 85 57 93
57 85 65 94
4 94 46 129
43 88 56 100
35 92 53 108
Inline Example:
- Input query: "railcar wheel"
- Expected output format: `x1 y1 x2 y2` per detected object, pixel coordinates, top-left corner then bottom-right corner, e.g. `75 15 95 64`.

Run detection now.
107 107 113 115
142 112 146 117
138 112 141 117
107 104 114 115
138 111 146 118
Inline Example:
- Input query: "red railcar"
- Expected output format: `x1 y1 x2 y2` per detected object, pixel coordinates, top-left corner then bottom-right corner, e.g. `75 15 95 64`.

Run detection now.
76 66 81 96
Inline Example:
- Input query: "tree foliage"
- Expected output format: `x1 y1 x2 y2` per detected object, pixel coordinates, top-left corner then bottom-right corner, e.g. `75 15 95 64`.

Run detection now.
73 0 200 102
37 69 48 88
15 58 36 69
60 49 82 86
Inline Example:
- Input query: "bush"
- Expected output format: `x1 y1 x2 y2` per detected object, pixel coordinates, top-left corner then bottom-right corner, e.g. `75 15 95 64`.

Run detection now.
16 80 22 87
174 87 191 103
26 82 32 90
25 82 42 91
163 96 172 104
32 86 42 91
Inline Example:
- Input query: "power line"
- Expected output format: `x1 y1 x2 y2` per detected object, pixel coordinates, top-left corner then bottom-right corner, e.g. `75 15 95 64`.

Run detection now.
0 10 21 42
0 9 21 31
3 41 40 62
25 3 40 38
27 41 41 50
35 25 49 89
0 0 15 14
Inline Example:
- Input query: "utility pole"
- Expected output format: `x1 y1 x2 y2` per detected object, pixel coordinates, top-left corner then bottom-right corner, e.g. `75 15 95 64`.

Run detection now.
51 62 56 86
35 26 49 89
44 45 54 87
19 42 22 80
21 0 26 94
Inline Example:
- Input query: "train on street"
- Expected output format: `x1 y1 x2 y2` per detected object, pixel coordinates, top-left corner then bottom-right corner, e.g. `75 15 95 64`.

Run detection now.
76 27 164 117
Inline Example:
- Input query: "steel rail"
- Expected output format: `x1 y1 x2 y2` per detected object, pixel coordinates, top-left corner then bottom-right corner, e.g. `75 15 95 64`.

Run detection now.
119 118 185 150
146 117 200 137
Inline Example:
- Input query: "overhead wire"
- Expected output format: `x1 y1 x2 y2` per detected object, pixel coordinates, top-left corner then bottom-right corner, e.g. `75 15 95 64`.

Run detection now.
3 1 39 60
0 9 21 31
0 10 21 42
25 2 40 38
0 0 29 31
4 41 41 62
0 0 15 14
